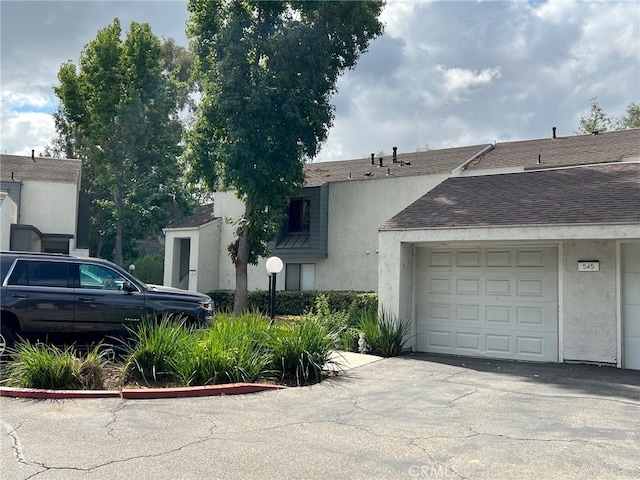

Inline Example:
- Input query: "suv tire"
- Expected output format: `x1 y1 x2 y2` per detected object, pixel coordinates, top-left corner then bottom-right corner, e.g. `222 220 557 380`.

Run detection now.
0 322 15 357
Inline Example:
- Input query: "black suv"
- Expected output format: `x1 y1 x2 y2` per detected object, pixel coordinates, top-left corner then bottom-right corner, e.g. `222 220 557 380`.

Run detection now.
0 251 213 354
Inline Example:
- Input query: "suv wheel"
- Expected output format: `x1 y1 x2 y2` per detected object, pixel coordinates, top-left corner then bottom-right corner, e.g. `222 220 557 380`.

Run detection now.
0 323 15 356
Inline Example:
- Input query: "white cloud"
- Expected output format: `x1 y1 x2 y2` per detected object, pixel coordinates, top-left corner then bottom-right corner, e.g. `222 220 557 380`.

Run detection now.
437 66 502 93
0 111 56 156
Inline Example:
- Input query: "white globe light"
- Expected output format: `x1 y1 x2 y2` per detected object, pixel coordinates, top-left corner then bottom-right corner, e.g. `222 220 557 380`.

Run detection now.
265 256 284 274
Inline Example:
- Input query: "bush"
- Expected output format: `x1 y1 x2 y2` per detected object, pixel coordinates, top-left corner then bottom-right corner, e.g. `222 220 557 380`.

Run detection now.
207 290 378 317
267 316 337 386
182 312 272 385
5 342 111 389
358 309 411 357
130 254 164 285
122 315 193 385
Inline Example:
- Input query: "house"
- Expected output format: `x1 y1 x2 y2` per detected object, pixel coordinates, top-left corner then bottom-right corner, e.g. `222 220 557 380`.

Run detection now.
379 131 640 370
163 128 640 369
0 152 89 256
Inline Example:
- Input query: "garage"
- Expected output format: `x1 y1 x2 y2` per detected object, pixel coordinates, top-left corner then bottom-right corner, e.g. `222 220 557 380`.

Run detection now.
622 243 640 370
415 246 558 362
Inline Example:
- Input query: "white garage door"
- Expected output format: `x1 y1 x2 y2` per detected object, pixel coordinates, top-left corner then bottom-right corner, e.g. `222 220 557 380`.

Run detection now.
622 243 640 370
416 246 558 362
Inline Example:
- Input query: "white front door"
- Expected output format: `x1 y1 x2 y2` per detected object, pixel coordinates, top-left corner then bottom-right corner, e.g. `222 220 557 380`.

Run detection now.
416 246 558 362
622 243 640 370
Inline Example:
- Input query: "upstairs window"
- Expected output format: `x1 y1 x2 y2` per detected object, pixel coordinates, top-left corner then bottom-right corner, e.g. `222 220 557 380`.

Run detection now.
287 198 310 233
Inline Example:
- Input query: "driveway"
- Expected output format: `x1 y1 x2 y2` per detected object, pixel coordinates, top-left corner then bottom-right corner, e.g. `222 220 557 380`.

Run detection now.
1 353 639 480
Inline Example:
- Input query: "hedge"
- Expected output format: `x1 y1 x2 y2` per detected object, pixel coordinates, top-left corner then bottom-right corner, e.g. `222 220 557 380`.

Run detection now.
208 290 378 316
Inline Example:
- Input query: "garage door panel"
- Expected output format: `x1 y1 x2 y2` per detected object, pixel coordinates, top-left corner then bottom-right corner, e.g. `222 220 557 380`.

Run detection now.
416 246 558 362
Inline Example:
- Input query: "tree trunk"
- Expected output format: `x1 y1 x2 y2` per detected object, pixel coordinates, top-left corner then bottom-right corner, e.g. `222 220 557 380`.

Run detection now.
233 203 252 315
113 188 124 266
233 227 250 315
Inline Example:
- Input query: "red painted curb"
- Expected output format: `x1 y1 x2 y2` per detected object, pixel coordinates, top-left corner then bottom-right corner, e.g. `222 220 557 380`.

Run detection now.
121 383 287 399
0 383 286 400
0 386 120 399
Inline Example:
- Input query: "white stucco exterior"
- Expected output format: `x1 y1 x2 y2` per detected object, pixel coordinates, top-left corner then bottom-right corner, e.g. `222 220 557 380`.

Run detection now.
20 180 78 235
199 174 451 293
0 193 18 250
163 218 221 293
379 226 640 368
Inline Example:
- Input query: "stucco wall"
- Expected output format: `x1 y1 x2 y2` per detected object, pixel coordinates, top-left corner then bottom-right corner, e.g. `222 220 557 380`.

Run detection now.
196 219 221 293
561 240 618 364
0 195 18 249
211 175 448 292
20 180 77 234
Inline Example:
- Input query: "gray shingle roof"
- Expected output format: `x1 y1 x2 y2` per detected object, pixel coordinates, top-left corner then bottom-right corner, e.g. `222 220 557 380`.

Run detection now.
0 154 81 183
381 162 640 230
166 204 216 228
303 144 489 187
467 129 640 171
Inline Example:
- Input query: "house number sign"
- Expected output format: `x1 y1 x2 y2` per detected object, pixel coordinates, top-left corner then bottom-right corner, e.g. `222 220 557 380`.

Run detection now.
578 261 599 272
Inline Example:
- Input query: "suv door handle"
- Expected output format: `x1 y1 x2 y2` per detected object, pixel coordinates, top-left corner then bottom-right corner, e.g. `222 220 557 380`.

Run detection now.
78 297 95 303
12 294 29 299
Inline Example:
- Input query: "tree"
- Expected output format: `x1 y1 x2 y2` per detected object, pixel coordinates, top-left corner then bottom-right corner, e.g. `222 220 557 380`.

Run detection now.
617 101 640 130
576 96 615 134
576 97 640 134
186 0 384 314
52 19 195 265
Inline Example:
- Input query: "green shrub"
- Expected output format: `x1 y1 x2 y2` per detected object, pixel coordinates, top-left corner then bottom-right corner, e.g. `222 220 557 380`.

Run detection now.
358 309 411 357
4 342 112 390
207 290 378 317
268 315 338 385
122 315 193 385
130 254 164 285
182 312 272 385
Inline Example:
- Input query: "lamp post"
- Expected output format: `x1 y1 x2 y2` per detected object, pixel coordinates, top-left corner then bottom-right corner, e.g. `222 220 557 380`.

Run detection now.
266 256 284 321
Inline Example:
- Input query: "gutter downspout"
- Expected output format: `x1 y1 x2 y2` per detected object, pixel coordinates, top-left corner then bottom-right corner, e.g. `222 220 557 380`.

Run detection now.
451 143 495 177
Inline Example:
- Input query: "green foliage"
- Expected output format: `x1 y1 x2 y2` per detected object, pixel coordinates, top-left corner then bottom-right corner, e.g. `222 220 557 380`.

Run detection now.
179 312 272 385
267 316 337 386
123 315 193 385
208 290 378 317
130 254 164 285
576 97 640 134
5 342 112 390
51 19 196 265
358 309 412 358
618 101 640 129
186 1 384 312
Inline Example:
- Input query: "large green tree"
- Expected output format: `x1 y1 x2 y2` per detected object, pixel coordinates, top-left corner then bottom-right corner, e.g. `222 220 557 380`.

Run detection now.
52 19 195 265
186 0 384 314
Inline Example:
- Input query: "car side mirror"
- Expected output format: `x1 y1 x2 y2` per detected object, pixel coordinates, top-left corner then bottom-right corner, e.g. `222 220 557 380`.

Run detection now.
122 281 136 293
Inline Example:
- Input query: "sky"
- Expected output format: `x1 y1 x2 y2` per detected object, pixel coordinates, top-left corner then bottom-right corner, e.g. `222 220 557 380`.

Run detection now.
1 0 639 162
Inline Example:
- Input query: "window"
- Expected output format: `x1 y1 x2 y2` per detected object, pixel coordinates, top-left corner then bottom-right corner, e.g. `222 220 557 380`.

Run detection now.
8 260 69 287
287 198 310 233
285 263 315 291
79 264 127 290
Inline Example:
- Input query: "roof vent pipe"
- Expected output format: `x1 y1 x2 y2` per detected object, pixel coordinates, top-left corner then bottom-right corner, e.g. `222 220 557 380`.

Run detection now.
392 147 398 163
370 153 375 165
379 157 383 167
552 127 557 139
31 149 35 160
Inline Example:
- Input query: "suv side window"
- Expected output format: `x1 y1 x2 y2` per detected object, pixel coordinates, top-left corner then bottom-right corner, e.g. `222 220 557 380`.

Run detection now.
7 260 70 287
79 264 128 291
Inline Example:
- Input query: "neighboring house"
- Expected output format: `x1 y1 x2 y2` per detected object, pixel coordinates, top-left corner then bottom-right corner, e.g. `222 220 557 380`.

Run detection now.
164 143 495 292
0 152 89 256
163 128 640 369
163 204 219 293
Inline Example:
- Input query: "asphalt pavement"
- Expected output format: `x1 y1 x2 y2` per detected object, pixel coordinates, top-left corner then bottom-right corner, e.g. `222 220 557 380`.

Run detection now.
1 353 639 480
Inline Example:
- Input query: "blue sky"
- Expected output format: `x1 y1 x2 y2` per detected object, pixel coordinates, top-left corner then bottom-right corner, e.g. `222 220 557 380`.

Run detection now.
1 0 638 161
